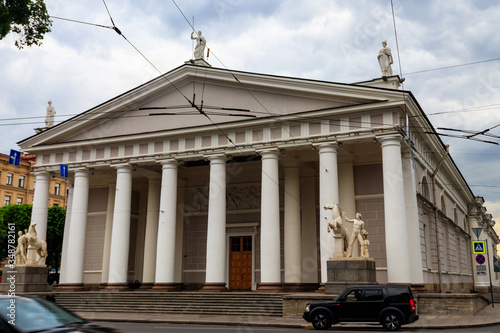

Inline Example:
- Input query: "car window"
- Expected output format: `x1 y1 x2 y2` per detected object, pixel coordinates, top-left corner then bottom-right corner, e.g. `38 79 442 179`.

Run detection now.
363 289 384 301
345 289 363 301
387 285 411 302
0 297 85 332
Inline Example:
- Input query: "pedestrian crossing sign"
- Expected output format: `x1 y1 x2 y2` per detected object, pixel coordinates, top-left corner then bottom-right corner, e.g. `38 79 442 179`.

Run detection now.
472 241 485 254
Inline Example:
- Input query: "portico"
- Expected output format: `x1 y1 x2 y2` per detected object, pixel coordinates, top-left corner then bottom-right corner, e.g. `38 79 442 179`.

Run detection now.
19 64 495 293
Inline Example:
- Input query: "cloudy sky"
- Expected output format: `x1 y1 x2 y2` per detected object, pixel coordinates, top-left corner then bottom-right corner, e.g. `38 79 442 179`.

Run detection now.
1 0 499 233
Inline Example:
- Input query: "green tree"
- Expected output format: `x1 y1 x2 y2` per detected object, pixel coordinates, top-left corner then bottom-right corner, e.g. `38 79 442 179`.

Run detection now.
0 204 66 269
0 0 52 49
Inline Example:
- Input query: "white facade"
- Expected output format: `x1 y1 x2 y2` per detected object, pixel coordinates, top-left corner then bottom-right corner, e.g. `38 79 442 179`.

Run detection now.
19 63 499 292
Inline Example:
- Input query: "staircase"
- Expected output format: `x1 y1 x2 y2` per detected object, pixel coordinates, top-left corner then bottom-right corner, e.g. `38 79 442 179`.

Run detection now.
53 292 284 317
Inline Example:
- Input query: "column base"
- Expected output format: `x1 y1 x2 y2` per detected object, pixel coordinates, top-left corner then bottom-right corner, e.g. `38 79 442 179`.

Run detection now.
103 283 131 292
54 283 85 292
149 283 181 292
410 284 427 294
283 283 307 292
201 283 228 292
256 283 284 293
315 283 326 293
138 282 155 290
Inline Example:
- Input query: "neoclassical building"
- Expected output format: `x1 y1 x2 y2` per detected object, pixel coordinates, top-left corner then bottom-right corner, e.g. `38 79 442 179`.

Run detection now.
18 61 499 293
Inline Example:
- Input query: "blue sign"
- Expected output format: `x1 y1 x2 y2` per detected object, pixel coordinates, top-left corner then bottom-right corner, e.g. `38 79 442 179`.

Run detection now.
8 149 21 167
60 164 69 178
472 241 485 254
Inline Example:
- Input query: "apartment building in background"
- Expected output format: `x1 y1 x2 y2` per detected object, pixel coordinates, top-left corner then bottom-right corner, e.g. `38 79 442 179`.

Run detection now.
0 153 68 208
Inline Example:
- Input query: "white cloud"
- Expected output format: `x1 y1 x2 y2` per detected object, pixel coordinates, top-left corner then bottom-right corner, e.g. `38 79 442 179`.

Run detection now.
1 0 500 220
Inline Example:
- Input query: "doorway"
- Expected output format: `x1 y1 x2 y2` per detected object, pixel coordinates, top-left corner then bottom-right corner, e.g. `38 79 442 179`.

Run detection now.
229 236 253 290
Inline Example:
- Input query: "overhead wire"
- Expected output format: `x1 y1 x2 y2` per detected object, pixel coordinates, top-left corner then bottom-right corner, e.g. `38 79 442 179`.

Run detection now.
404 57 500 76
36 1 500 202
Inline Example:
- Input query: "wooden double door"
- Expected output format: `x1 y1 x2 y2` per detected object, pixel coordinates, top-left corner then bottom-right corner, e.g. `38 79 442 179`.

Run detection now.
229 236 253 290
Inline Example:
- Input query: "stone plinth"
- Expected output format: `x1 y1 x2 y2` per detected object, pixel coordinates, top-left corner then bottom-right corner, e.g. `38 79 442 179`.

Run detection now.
0 265 50 293
325 257 377 294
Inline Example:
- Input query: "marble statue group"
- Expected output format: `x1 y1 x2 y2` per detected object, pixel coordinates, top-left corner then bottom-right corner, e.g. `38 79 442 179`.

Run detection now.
324 203 370 258
15 223 48 266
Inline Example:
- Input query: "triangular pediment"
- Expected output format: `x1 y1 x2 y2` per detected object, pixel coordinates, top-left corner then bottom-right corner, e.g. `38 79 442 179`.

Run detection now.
18 64 401 151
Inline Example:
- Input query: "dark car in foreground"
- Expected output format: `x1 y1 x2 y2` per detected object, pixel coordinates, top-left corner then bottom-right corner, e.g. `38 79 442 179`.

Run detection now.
0 295 122 333
303 285 419 331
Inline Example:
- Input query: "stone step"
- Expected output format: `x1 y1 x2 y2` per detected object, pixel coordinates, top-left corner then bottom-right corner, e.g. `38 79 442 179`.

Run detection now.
53 292 284 317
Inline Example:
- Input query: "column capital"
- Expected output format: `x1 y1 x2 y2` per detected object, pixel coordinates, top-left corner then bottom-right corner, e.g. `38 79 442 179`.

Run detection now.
258 148 280 159
377 134 403 146
148 175 162 182
314 142 339 154
32 170 51 178
204 154 227 163
72 168 90 176
111 163 133 171
157 158 179 167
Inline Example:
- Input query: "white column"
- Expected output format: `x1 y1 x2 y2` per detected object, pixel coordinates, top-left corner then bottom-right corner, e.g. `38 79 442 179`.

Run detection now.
30 171 50 241
142 178 161 285
59 183 73 284
64 169 90 287
380 135 412 284
203 155 228 291
317 143 339 284
101 183 116 284
338 157 357 255
284 166 302 284
259 149 282 289
403 153 425 284
300 175 318 283
107 165 133 287
174 181 186 283
153 159 179 290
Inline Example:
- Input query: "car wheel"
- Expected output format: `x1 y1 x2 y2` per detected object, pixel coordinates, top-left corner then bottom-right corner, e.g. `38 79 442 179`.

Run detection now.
382 312 402 331
311 310 332 330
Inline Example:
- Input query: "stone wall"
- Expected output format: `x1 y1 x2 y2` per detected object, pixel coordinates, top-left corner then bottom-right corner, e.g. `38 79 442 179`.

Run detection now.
282 292 489 318
415 293 488 315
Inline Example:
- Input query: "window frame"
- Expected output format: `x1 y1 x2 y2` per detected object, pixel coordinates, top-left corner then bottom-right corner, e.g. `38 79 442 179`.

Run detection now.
18 175 25 188
6 173 13 186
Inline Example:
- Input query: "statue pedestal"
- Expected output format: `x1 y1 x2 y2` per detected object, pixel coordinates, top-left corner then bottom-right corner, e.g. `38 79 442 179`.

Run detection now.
325 257 377 294
333 235 346 258
26 247 39 265
0 265 50 293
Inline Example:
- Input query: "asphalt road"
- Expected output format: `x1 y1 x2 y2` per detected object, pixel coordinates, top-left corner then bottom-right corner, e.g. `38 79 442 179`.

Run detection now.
100 322 500 333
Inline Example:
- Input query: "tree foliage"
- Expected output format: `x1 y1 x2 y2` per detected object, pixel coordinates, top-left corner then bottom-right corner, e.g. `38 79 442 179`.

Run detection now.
0 0 52 49
0 204 66 269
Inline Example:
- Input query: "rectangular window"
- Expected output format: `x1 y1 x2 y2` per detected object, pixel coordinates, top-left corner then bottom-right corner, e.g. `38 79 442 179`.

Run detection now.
18 175 25 188
4 196 11 206
6 173 13 185
54 183 60 195
16 198 23 205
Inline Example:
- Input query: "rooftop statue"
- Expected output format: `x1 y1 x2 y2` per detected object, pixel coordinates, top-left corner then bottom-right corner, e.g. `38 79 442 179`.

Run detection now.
378 40 393 77
45 100 56 127
191 30 207 60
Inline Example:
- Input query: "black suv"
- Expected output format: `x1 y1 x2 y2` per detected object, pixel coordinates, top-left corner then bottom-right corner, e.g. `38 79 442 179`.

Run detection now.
303 285 419 331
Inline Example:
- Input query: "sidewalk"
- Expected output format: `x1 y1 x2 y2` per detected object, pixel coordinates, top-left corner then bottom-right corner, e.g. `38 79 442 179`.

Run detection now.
80 300 500 330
